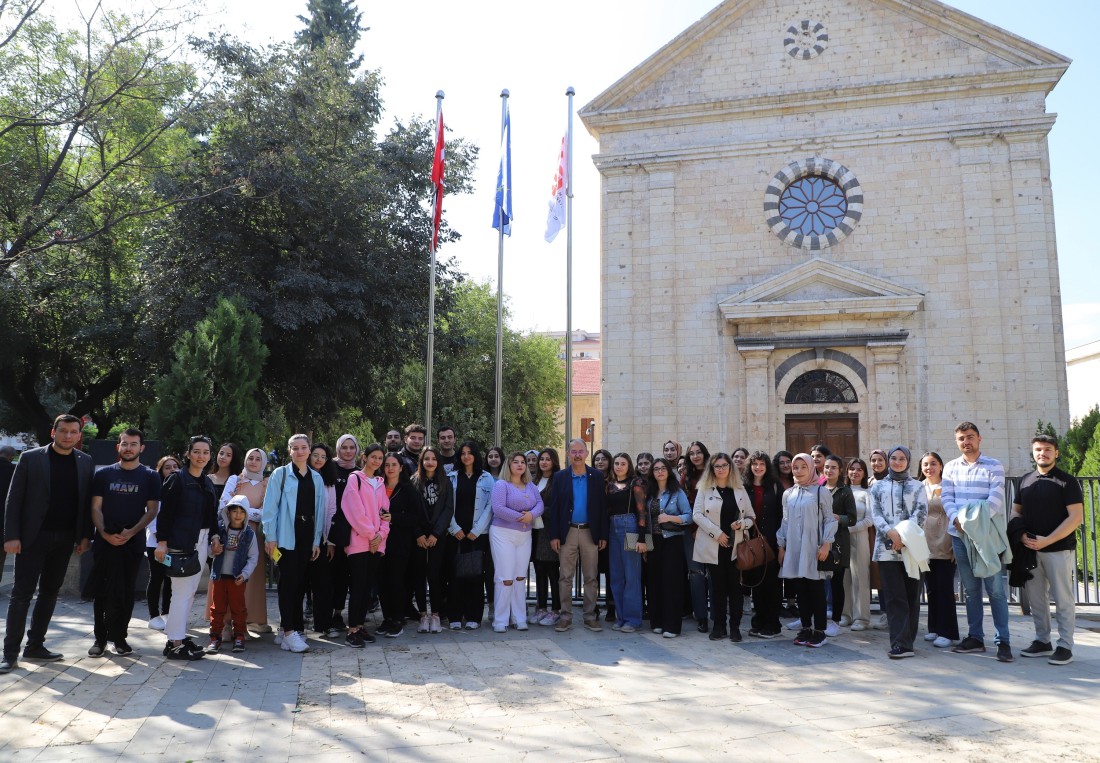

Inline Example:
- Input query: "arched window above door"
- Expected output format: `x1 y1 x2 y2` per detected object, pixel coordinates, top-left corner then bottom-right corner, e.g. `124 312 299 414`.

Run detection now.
784 369 858 404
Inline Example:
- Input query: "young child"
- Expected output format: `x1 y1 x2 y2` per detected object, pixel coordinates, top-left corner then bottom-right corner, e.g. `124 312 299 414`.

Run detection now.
207 495 259 653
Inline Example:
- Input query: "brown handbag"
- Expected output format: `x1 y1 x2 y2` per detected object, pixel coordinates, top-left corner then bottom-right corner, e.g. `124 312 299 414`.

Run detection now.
735 524 775 572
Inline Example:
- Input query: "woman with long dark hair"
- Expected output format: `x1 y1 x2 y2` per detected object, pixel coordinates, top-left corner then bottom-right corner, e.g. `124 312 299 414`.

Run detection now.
591 447 613 622
155 436 220 660
261 434 325 654
377 453 428 638
411 446 454 634
485 446 506 480
607 453 644 632
692 452 754 642
532 448 561 626
340 444 387 647
683 441 710 633
446 441 495 629
145 455 180 631
822 454 857 637
307 443 339 638
208 443 244 496
646 458 692 638
772 451 794 491
744 451 783 638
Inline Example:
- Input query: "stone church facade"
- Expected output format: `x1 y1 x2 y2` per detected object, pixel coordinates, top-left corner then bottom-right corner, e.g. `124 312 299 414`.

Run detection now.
579 0 1071 472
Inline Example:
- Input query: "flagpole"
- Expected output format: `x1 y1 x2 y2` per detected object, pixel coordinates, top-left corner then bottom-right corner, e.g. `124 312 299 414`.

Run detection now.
426 90 444 436
564 86 575 448
494 89 509 448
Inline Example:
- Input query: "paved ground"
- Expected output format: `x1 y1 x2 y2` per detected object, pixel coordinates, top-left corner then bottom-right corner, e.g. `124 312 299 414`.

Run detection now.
1 569 1098 762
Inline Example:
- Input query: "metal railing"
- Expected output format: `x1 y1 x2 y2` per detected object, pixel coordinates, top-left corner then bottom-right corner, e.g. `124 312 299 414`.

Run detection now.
1076 477 1100 605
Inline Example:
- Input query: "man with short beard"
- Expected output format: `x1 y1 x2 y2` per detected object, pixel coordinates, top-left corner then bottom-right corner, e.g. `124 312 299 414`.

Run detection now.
385 429 403 453
398 424 426 476
437 425 459 475
87 429 162 658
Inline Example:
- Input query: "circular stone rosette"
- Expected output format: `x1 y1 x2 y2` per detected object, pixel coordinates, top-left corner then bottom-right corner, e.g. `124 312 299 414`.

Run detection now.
784 20 829 59
764 158 863 250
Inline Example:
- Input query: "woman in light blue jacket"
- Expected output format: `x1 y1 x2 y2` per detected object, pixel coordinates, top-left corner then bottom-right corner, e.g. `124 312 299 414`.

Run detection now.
646 458 693 638
261 434 325 654
445 441 495 629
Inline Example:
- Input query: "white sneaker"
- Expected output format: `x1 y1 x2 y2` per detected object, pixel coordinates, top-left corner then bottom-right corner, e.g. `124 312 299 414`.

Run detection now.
278 633 290 651
838 616 852 627
539 611 560 626
464 622 480 630
924 632 939 642
492 625 507 633
876 614 889 629
429 614 443 633
850 622 867 632
933 636 956 648
417 614 430 634
285 630 309 653
147 616 166 630
824 622 840 637
449 621 462 631
274 631 284 645
786 619 802 630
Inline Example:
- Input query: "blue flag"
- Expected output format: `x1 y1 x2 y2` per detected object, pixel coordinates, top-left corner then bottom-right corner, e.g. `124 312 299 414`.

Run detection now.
492 103 512 236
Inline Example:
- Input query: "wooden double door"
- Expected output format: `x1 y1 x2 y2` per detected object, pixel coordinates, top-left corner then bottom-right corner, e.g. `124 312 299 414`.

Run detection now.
785 415 859 462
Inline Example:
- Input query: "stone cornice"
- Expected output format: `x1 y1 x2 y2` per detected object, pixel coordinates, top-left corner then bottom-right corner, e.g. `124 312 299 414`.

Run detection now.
582 68 1065 138
592 115 1057 171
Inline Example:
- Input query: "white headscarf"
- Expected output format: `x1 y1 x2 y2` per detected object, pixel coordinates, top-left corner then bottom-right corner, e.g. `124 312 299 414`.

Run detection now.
241 448 267 482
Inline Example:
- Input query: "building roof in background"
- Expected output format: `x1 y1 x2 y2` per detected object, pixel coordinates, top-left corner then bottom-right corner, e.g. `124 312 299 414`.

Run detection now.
572 358 600 395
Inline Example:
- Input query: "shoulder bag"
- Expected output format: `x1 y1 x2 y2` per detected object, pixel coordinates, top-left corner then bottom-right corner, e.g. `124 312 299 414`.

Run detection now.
815 486 842 572
162 550 201 578
735 524 775 572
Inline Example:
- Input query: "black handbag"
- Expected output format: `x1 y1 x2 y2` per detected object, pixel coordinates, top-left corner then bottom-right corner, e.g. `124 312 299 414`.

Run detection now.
453 548 484 580
163 550 201 578
815 486 842 572
328 508 352 548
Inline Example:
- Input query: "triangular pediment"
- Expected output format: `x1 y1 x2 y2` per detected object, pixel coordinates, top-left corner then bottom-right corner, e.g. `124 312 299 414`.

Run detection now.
581 0 1069 126
718 258 924 322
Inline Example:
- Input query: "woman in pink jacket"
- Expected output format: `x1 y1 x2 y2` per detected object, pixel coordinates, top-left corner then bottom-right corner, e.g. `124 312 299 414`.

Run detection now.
340 444 389 647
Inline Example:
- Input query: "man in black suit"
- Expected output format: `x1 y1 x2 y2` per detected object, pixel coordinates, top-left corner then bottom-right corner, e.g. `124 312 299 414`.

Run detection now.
1 415 94 673
548 438 607 633
0 445 16 585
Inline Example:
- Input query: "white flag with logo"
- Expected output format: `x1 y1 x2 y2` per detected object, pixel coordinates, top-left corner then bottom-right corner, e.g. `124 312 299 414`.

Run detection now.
544 132 569 243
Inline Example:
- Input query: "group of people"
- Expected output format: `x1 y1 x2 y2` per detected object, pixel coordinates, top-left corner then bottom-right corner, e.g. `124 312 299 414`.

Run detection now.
0 416 1084 673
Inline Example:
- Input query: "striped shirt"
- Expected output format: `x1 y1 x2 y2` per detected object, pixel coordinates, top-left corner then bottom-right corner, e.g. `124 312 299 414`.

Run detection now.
940 453 1005 538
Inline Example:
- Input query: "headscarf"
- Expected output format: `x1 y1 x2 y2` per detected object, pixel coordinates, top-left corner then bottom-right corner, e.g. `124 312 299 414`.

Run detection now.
791 453 817 487
887 446 911 482
335 434 361 470
241 448 267 482
870 449 889 480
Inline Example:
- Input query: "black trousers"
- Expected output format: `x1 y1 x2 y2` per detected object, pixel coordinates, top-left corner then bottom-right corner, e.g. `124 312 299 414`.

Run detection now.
276 519 314 633
707 555 743 632
792 577 827 631
329 544 350 614
880 560 922 650
308 547 334 631
658 534 687 635
445 535 486 623
829 567 847 623
145 547 172 618
411 543 429 613
534 558 561 611
749 560 782 633
381 528 416 624
925 558 959 640
91 539 143 643
645 535 665 630
3 530 75 658
425 542 447 614
346 551 379 628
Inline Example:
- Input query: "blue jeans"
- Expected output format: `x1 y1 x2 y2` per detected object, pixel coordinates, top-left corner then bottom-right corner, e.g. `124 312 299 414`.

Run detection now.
683 532 709 624
951 535 1010 645
608 514 643 627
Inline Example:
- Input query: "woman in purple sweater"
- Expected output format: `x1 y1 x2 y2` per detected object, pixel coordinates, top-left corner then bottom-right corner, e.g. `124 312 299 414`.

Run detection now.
489 451 544 632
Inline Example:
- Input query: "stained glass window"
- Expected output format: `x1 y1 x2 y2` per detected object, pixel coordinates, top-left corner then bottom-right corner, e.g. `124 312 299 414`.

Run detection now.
778 176 848 237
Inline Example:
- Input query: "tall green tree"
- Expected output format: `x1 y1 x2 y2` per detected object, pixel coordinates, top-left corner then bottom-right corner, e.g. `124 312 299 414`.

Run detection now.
148 34 477 434
296 0 364 67
1062 405 1100 476
374 281 565 451
148 298 269 454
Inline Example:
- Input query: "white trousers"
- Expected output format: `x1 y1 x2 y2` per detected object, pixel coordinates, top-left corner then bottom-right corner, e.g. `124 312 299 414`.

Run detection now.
489 526 531 629
166 530 209 641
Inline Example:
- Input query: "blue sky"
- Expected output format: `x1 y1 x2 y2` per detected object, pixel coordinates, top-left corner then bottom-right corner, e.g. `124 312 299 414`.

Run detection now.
54 0 1098 346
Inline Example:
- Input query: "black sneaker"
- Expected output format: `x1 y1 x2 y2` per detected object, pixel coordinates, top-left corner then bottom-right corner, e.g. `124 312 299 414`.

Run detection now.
709 627 727 641
165 642 203 661
231 638 246 653
807 630 827 648
345 631 365 649
729 629 743 643
385 624 404 638
1048 646 1073 665
113 640 134 656
888 645 915 659
22 645 63 661
359 629 376 644
0 656 17 673
697 620 709 634
1020 640 1054 658
793 628 812 646
331 612 347 631
952 636 986 653
996 643 1014 663
88 642 107 657
747 628 762 638
182 637 203 655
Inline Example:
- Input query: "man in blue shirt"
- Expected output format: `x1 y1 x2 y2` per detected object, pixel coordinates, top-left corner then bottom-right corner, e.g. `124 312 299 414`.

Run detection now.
549 439 607 632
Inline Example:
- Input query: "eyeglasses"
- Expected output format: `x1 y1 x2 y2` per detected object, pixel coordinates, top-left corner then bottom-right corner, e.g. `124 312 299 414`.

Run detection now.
713 462 731 469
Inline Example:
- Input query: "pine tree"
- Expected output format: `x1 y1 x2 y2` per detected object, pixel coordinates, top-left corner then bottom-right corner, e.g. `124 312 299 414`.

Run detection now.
296 0 364 67
149 298 269 453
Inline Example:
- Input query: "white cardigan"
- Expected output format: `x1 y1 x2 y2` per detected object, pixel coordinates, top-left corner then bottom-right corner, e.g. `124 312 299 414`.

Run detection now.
692 485 755 565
